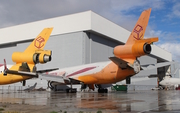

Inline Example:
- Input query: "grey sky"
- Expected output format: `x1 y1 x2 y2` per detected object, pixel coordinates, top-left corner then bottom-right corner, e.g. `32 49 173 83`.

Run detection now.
0 1 164 31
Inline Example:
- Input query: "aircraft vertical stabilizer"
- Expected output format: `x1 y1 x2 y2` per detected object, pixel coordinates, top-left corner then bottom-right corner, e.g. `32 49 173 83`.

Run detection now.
113 8 158 64
24 28 53 52
126 8 151 45
12 28 53 64
0 28 54 85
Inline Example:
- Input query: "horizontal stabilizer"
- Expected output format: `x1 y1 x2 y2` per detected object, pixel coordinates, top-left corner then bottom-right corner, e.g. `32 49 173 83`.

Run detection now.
136 37 158 44
6 69 38 77
109 57 132 69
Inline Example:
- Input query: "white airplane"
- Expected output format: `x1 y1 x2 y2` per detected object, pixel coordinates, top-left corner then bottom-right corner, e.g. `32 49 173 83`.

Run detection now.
158 64 180 90
159 76 180 89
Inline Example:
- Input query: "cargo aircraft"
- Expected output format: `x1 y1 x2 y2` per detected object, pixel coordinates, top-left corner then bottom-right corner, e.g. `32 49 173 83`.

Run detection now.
1 28 54 86
38 8 174 93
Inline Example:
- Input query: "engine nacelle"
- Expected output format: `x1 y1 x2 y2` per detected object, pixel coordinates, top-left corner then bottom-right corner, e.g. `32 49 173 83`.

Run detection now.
12 52 35 64
12 50 52 64
113 42 151 58
33 53 51 64
39 53 51 63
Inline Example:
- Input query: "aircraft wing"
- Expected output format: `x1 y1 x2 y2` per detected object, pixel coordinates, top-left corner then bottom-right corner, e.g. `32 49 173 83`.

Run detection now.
109 57 132 69
36 68 59 73
141 61 175 70
39 73 81 84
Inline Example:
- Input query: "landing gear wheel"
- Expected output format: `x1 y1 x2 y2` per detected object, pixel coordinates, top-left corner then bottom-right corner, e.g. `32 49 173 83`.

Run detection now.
48 81 54 90
66 88 77 93
98 88 108 93
104 89 108 93
81 84 87 91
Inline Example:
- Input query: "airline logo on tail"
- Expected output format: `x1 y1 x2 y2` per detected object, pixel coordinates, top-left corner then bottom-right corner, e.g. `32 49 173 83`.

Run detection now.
133 24 143 40
34 36 45 49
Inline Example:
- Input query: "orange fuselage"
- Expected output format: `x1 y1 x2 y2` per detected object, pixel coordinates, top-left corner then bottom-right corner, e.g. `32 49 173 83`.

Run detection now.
0 74 30 85
0 64 32 85
77 62 135 84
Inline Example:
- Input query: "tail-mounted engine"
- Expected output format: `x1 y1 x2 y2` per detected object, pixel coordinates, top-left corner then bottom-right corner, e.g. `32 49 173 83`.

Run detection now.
113 42 151 59
12 50 52 64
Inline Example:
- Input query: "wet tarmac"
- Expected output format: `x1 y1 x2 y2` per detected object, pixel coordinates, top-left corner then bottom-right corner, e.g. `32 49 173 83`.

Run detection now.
0 90 180 113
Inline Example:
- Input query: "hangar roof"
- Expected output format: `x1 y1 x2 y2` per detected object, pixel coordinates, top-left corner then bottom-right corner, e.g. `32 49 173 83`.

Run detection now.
0 11 171 62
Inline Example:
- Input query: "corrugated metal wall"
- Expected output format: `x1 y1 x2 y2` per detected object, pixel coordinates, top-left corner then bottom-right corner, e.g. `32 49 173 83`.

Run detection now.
38 32 84 69
89 33 119 63
83 32 119 64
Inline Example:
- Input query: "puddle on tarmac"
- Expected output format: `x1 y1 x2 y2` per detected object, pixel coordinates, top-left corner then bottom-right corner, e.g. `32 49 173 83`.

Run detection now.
0 90 180 112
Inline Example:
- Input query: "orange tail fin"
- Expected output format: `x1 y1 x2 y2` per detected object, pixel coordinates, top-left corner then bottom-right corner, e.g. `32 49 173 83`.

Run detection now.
24 28 53 53
126 8 151 45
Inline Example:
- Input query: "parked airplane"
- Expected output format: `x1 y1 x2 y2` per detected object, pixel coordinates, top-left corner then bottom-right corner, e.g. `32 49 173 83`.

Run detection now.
159 76 180 90
146 62 179 90
1 28 54 86
38 8 169 93
159 68 180 90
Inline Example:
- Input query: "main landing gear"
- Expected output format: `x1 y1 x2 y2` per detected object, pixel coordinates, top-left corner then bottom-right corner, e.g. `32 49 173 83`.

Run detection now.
98 88 108 93
48 81 59 91
66 88 77 93
48 81 77 93
66 82 77 93
96 84 108 93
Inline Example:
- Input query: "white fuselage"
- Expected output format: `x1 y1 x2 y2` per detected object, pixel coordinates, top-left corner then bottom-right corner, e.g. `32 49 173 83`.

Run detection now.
159 76 180 87
47 61 111 79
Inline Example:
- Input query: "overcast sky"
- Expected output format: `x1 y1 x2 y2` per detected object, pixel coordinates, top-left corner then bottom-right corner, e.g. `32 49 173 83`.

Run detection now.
0 0 180 62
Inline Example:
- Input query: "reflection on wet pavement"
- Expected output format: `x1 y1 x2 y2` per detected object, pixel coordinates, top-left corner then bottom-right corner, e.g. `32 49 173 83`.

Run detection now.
0 90 180 113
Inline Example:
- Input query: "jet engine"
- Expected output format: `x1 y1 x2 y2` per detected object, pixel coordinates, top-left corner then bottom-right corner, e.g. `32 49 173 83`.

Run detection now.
12 50 52 64
113 42 151 58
